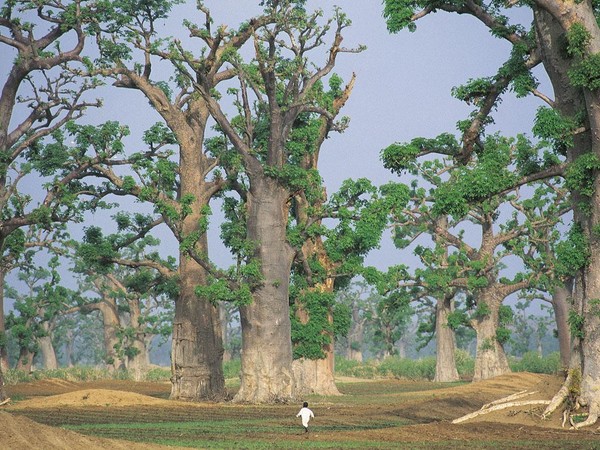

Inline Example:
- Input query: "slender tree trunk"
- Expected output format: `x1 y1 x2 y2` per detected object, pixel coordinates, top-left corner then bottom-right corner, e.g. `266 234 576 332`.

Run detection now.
235 179 295 403
346 309 364 362
219 304 232 363
471 296 510 381
552 280 572 369
434 294 460 382
64 329 74 368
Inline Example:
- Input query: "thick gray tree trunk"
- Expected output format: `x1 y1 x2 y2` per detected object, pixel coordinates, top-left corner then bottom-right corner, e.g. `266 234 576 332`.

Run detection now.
235 179 296 403
552 281 572 369
434 295 460 382
171 249 225 400
471 294 511 381
37 324 58 371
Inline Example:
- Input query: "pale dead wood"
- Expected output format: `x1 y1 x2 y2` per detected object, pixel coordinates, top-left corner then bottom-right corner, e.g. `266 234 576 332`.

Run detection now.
452 400 551 424
481 390 535 409
0 398 11 406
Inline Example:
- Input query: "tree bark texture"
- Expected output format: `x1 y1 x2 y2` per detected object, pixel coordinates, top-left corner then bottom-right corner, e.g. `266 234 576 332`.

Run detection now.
37 322 58 371
471 293 511 381
171 236 225 401
434 295 460 382
552 281 572 369
235 179 296 403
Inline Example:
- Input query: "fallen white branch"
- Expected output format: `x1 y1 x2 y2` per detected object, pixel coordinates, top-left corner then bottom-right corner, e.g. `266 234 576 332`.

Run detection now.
453 400 551 424
0 398 11 407
482 390 535 409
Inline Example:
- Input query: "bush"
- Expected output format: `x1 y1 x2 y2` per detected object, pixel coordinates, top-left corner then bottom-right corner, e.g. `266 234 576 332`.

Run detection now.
509 351 561 374
455 349 475 379
334 357 377 379
223 359 241 379
377 356 436 380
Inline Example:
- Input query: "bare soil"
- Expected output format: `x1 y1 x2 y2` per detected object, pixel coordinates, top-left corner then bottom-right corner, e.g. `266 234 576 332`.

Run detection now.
2 372 600 449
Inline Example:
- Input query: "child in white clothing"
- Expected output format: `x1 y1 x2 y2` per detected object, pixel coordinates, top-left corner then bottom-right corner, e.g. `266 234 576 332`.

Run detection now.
296 401 314 433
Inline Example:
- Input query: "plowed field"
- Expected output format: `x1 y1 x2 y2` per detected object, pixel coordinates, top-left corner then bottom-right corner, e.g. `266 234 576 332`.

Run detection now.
3 372 600 449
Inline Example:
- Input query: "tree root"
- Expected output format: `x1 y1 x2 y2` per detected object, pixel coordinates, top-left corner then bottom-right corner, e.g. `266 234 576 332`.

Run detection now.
452 398 550 424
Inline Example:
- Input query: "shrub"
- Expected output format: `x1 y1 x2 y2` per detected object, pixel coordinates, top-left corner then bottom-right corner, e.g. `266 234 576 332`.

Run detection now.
509 351 561 374
455 349 475 379
377 356 436 380
335 357 377 379
223 359 241 379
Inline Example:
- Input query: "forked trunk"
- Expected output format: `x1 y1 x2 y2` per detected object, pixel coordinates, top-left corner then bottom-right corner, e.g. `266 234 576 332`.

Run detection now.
434 295 460 382
171 246 225 401
235 179 295 403
471 299 510 381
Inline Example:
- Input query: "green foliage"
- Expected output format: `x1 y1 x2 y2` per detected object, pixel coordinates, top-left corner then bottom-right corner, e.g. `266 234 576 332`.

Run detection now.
565 152 600 199
532 107 579 155
377 356 436 380
509 352 561 374
291 291 335 360
383 0 418 33
496 305 513 345
566 23 591 58
555 223 590 278
568 309 585 339
569 53 600 91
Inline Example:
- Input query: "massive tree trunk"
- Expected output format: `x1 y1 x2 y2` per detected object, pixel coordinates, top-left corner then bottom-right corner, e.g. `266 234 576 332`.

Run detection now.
171 239 225 400
235 179 295 403
471 294 511 381
552 280 572 369
37 322 58 371
535 8 600 426
87 301 124 371
127 300 149 382
434 294 460 382
169 111 225 400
